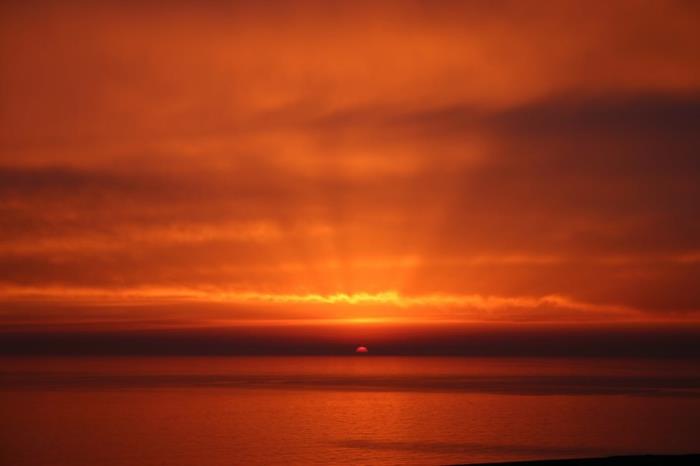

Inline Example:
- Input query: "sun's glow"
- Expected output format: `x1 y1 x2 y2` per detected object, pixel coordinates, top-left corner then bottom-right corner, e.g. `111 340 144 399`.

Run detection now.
0 285 648 320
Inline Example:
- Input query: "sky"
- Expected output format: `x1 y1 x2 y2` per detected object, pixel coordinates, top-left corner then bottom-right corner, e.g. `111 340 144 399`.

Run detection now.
1 1 700 353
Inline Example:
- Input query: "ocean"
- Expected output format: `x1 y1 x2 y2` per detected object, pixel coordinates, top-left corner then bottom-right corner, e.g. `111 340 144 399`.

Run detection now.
1 356 698 465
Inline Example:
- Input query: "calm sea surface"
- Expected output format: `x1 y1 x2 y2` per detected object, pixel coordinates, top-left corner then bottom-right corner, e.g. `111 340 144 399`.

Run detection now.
1 356 699 465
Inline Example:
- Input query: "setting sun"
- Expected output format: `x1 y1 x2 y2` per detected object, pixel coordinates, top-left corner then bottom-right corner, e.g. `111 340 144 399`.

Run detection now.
1 1 699 465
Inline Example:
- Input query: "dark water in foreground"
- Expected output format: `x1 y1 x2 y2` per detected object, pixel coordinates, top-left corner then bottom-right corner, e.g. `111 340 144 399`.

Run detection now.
1 357 698 465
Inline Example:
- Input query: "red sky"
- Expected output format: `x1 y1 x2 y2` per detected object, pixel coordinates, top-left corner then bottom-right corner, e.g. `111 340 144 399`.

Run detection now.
1 0 700 340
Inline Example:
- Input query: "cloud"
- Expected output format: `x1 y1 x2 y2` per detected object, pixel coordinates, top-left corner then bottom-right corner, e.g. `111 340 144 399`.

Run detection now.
0 285 679 328
1 0 700 329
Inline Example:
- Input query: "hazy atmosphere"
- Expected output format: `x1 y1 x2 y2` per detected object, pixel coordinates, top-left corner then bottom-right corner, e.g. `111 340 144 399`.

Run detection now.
1 3 699 465
2 1 700 343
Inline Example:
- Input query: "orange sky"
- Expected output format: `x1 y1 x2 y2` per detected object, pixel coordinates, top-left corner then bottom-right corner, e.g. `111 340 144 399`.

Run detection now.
1 0 700 333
